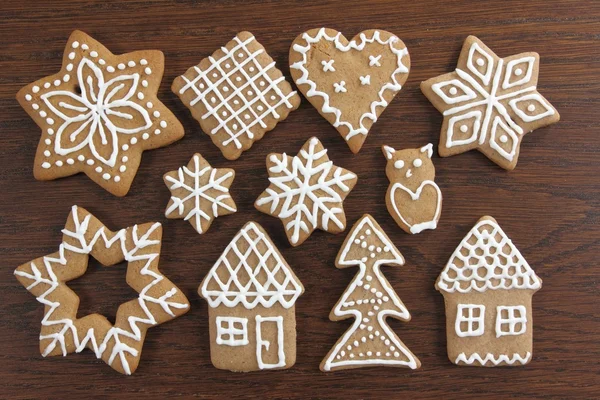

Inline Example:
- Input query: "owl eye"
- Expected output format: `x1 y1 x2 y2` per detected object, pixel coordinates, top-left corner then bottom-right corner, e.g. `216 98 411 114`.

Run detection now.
394 160 404 169
413 159 423 168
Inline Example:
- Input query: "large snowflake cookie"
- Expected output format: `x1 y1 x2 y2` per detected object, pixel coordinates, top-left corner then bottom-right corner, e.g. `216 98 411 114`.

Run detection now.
435 216 542 367
421 36 560 170
382 143 442 234
290 28 410 153
13 206 190 375
163 153 236 234
254 137 358 246
172 31 301 160
321 214 421 371
199 221 304 371
16 30 184 196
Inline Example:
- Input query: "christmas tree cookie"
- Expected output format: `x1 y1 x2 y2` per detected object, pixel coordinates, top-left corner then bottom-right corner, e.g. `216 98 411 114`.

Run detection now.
321 214 421 371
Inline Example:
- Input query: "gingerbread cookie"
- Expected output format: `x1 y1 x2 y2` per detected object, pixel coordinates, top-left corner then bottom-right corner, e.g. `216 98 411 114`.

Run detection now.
321 214 421 371
172 31 300 160
164 153 236 234
435 216 542 367
255 137 358 246
16 30 184 196
382 143 442 234
289 28 410 153
199 222 304 371
13 206 190 374
421 36 560 170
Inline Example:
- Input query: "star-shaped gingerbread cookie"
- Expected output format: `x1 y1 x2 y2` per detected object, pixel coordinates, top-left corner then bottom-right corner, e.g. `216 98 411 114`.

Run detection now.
163 153 237 234
13 206 190 375
255 137 357 246
16 30 184 196
421 36 560 170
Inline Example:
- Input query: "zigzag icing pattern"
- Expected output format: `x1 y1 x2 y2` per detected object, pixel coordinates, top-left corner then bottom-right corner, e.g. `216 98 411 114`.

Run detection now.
455 352 531 366
291 28 409 141
14 205 188 374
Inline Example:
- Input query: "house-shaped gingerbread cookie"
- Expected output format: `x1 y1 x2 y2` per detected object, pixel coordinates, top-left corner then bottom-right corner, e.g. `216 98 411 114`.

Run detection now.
199 222 304 372
435 216 542 367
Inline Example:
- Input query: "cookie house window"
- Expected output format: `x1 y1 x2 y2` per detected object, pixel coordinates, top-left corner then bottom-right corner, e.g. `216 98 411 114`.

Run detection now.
495 306 527 337
455 304 485 337
216 316 248 346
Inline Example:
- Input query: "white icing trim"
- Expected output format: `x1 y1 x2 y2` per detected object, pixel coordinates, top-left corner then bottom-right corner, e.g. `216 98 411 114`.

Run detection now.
389 181 442 234
13 206 188 375
446 110 482 148
502 56 535 90
216 316 249 346
455 304 485 337
467 42 494 86
508 93 555 122
255 315 286 369
420 143 433 158
455 352 531 366
200 222 303 309
489 116 519 161
437 219 542 293
432 79 477 104
495 305 527 337
291 29 409 141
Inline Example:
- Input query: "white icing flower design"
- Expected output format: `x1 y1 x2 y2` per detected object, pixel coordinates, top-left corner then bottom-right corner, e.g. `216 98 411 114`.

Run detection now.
41 58 151 167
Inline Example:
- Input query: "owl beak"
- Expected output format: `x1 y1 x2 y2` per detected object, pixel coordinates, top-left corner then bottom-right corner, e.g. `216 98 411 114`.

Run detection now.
405 169 412 178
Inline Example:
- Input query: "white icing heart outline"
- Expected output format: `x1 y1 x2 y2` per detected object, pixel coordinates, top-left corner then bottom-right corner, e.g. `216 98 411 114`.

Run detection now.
390 181 442 234
291 29 409 142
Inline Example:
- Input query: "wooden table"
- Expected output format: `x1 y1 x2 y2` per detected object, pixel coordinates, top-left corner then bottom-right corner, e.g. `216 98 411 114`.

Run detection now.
1 0 598 398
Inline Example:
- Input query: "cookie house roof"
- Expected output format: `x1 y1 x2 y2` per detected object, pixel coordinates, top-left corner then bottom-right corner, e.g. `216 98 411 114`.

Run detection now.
199 222 303 309
436 217 541 294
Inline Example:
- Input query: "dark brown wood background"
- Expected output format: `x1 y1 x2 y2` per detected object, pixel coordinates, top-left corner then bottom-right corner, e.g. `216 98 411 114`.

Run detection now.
1 0 598 398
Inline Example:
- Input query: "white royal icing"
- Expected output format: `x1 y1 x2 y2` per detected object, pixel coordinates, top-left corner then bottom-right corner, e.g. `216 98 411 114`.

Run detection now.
13 206 189 375
429 39 556 162
437 218 542 293
322 215 419 371
455 352 531 366
495 305 527 337
291 29 409 141
255 315 286 369
455 304 485 337
216 316 249 346
177 34 297 150
389 181 442 234
255 137 357 244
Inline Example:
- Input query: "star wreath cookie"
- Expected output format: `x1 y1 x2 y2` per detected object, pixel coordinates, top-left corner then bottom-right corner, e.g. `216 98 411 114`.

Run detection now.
163 153 237 234
421 35 559 170
289 28 410 153
16 30 184 196
255 137 357 246
172 31 300 160
13 206 190 375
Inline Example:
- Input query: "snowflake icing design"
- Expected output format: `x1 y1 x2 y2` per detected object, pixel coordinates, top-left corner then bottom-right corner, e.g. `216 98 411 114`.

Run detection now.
421 36 559 169
164 154 236 234
42 58 152 167
255 137 357 246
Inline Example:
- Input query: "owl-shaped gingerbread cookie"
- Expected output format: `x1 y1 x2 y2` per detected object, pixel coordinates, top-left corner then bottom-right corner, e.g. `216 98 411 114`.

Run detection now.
382 143 442 234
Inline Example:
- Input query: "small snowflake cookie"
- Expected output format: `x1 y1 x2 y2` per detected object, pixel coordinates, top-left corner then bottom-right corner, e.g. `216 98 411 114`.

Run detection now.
289 28 410 153
421 36 560 170
199 221 304 371
16 30 184 196
163 153 236 234
254 137 358 246
321 214 421 371
13 206 190 374
435 216 542 367
382 143 442 234
172 31 301 160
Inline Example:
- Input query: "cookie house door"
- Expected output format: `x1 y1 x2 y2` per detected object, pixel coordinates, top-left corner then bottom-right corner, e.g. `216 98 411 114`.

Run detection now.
255 315 286 369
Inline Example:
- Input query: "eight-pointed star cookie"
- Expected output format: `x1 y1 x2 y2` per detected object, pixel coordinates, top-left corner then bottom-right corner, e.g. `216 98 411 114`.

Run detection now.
255 137 358 246
16 30 184 196
172 31 300 160
13 206 190 375
163 153 237 234
421 36 559 170
289 28 410 153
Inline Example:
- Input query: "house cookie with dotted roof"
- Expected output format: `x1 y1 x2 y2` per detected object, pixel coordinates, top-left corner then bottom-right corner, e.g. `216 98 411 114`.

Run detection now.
173 32 300 160
16 30 184 196
436 216 542 367
199 221 304 372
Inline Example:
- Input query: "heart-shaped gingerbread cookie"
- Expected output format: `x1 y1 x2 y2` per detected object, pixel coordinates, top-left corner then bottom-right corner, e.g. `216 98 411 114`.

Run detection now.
290 28 410 153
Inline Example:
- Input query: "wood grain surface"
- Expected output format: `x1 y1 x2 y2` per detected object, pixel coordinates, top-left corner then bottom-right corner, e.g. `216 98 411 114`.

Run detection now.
1 0 598 398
